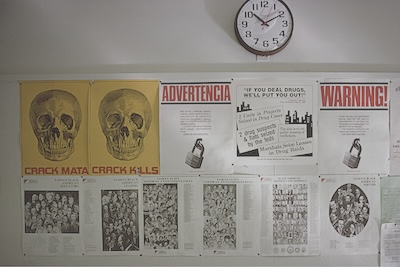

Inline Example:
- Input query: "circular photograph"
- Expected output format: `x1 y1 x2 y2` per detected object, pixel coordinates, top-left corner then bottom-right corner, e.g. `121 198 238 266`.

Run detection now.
329 183 369 238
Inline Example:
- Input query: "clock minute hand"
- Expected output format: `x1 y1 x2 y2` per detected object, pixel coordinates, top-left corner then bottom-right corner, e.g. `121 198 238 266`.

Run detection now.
266 14 281 23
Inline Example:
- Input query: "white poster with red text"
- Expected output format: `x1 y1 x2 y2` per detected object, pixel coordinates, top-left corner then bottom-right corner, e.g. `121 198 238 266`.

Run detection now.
318 79 390 175
160 81 234 175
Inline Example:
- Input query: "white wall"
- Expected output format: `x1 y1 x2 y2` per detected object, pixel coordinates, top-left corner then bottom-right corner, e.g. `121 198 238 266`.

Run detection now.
2 0 400 75
1 0 400 266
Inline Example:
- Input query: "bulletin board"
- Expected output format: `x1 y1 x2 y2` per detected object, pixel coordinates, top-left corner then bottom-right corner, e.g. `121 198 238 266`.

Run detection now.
1 71 399 266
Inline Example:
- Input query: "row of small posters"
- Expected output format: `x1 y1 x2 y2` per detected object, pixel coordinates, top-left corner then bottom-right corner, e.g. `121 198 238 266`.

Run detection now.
23 175 385 256
20 78 400 176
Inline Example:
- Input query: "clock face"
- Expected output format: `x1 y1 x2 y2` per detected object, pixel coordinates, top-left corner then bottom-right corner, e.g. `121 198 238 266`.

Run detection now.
235 0 294 56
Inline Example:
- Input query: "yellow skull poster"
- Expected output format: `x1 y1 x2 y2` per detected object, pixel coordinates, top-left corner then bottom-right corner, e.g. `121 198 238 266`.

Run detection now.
90 80 160 175
20 81 90 176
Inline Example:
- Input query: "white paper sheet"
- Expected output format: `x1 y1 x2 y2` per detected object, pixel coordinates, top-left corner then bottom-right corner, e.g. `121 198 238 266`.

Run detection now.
233 78 318 166
83 176 141 255
22 176 83 256
318 79 390 175
200 175 260 256
141 176 201 256
381 223 400 267
381 176 400 224
259 176 320 256
160 81 234 175
320 175 380 255
390 80 400 175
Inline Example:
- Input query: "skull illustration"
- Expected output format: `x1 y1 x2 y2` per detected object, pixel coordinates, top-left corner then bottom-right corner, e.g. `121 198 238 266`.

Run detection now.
29 89 82 161
98 88 152 161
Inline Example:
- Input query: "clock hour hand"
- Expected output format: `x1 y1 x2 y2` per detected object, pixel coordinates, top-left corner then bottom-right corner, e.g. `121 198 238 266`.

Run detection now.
253 13 268 26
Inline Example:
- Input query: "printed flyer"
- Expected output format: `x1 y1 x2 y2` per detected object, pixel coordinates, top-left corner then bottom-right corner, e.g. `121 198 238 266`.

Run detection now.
381 176 400 224
260 176 320 256
83 176 141 255
318 79 390 175
233 78 317 166
160 81 234 175
22 176 83 256
320 175 380 255
20 81 90 176
380 223 400 267
200 175 260 256
390 80 400 175
141 176 201 256
90 80 160 175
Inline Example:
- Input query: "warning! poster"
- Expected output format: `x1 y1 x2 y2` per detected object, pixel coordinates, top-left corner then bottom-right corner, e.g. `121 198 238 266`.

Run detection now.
160 81 234 175
318 79 390 175
233 78 317 166
20 81 90 176
90 80 160 175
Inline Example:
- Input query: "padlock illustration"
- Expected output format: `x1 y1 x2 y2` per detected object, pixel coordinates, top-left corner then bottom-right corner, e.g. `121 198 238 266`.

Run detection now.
343 138 362 168
185 138 204 169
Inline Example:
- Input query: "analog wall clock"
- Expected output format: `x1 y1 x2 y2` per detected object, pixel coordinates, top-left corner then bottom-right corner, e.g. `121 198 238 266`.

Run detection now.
235 0 294 56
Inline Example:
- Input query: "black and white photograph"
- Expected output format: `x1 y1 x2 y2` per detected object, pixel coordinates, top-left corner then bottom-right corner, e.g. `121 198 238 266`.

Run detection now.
328 183 370 238
143 183 179 250
321 176 380 255
24 190 80 234
203 184 237 250
101 189 139 251
272 184 308 245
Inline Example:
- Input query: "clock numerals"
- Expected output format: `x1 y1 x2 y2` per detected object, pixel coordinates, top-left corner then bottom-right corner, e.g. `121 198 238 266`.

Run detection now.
253 1 279 10
244 11 254 18
235 0 294 56
260 1 269 8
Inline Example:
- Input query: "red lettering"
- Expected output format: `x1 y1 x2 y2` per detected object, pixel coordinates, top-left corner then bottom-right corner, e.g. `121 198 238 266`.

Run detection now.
24 167 58 175
320 86 335 107
162 84 231 102
224 85 231 101
61 166 89 175
334 86 342 106
162 85 169 102
321 84 387 108
343 86 351 106
129 166 159 174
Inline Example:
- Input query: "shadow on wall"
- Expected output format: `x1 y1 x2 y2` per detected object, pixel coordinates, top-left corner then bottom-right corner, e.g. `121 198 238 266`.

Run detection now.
203 0 244 42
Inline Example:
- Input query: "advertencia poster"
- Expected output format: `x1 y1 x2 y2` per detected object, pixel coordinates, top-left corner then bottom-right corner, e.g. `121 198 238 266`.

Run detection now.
160 81 234 175
233 79 317 166
318 79 389 175
20 81 90 176
90 80 159 175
